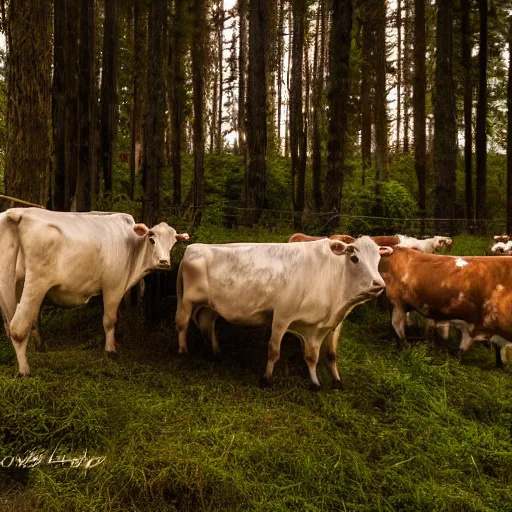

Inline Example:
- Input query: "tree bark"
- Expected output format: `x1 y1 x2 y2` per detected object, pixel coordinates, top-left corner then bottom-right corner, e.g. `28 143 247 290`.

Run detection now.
290 0 306 213
238 0 248 156
324 0 352 229
312 0 324 209
65 0 79 211
475 0 487 221
403 0 411 153
217 0 224 153
142 0 166 225
76 0 95 211
374 0 387 184
191 0 206 207
507 14 512 233
170 0 184 205
5 0 51 206
276 0 284 153
433 0 457 226
246 0 267 209
414 0 426 216
53 0 66 210
361 5 372 179
130 0 147 200
462 0 473 221
100 0 119 195
396 0 402 153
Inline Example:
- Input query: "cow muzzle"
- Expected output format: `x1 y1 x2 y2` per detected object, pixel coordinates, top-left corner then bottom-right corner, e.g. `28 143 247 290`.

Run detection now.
158 259 171 269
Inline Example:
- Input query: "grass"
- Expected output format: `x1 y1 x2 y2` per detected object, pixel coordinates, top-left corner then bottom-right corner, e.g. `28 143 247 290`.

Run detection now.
1 233 511 511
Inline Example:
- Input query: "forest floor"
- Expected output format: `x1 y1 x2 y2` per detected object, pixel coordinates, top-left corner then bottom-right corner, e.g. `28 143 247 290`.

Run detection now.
0 233 511 512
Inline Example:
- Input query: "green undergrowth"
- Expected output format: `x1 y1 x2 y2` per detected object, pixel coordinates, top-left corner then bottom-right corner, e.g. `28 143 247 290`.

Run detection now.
0 233 511 511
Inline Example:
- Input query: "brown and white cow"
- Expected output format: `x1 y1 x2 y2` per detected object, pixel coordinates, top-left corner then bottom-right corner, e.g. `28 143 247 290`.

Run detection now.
176 237 389 389
378 246 512 365
0 208 189 375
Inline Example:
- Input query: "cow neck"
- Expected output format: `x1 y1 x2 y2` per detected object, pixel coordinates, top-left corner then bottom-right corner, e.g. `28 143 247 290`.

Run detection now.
128 236 155 288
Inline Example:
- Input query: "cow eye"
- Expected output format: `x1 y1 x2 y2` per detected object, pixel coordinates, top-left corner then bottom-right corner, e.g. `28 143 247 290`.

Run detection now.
149 237 156 245
350 254 359 264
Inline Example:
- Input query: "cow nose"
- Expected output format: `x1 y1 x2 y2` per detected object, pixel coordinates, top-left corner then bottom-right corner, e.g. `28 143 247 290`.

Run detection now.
372 279 385 288
159 259 170 267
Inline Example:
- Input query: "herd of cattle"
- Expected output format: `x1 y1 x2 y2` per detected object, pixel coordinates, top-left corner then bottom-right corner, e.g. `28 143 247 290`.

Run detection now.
1 207 511 389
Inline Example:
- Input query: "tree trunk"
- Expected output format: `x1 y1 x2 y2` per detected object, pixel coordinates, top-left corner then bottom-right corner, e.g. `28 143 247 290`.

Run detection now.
414 0 426 216
65 0 79 211
284 7 292 158
238 0 248 156
290 0 306 213
191 0 206 207
374 0 387 184
324 0 352 229
130 0 147 201
53 0 66 210
276 0 284 153
312 0 324 209
462 0 473 221
361 7 372 180
403 0 411 153
100 0 119 195
507 13 512 233
5 0 51 206
170 0 185 205
433 0 457 226
217 0 224 153
396 0 402 153
266 0 278 154
142 0 166 225
475 0 487 221
76 0 95 211
246 0 267 209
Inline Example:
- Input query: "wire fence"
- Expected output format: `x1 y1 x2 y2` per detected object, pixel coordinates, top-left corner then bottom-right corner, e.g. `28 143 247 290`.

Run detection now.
156 203 506 238
1 195 506 238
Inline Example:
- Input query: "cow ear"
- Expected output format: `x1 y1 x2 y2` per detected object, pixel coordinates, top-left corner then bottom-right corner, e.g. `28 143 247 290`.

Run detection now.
134 223 149 236
329 240 348 256
379 246 393 256
176 232 190 241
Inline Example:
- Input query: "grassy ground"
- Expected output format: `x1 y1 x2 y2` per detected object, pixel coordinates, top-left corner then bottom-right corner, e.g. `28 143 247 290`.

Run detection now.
1 233 511 511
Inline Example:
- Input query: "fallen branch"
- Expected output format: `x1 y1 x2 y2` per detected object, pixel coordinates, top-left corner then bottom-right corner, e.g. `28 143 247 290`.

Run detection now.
0 194 46 209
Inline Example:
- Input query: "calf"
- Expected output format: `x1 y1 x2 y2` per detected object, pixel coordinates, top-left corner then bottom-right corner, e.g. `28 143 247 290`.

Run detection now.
379 246 512 364
176 237 389 389
0 208 189 375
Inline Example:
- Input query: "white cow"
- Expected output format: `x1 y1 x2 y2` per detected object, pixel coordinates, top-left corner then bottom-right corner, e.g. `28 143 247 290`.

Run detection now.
0 208 189 375
176 237 389 389
397 234 452 253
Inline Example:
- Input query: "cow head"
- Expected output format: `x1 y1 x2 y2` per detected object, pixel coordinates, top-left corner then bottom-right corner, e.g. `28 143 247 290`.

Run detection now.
134 222 190 269
329 236 388 298
433 236 453 252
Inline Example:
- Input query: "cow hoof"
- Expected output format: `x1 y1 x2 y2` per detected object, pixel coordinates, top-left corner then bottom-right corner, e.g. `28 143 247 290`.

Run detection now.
309 382 321 392
105 351 119 361
259 376 272 389
331 380 343 390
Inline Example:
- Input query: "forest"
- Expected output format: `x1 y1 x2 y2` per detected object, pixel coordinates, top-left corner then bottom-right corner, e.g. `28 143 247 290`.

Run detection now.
2 1 512 511
2 0 512 234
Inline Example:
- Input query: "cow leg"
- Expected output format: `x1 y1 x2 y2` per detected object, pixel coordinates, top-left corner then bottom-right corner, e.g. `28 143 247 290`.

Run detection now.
304 337 324 391
102 292 123 354
261 321 288 388
10 282 48 376
391 303 407 346
322 323 343 389
176 299 193 355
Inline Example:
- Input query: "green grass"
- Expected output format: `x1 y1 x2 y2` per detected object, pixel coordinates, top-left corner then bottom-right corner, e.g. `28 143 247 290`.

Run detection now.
1 233 511 511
